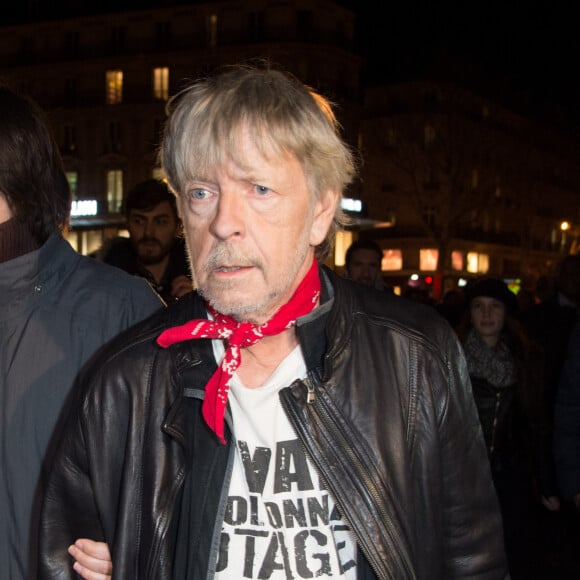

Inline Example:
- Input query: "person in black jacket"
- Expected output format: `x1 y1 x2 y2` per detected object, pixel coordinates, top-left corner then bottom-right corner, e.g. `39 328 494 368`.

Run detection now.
97 178 192 303
457 277 559 578
554 313 580 507
0 84 163 580
39 63 508 580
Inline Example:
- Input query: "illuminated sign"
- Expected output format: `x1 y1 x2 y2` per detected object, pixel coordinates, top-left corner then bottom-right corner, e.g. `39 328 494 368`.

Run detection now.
71 200 98 217
341 198 363 213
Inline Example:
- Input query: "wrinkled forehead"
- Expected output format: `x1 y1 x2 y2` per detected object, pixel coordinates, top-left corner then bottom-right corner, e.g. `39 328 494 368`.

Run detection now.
179 120 290 184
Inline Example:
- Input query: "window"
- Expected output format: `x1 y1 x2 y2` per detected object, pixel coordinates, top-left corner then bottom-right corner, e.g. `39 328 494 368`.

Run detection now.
471 169 479 189
206 14 218 48
249 12 265 42
152 67 169 101
422 204 436 227
152 167 165 181
111 26 126 53
106 70 123 104
423 166 438 189
467 252 489 274
106 170 123 213
297 10 314 41
65 31 79 54
334 230 353 267
108 121 122 153
155 21 171 49
62 124 77 153
64 78 78 105
382 249 402 271
451 251 463 271
424 125 436 147
66 171 78 198
420 248 438 271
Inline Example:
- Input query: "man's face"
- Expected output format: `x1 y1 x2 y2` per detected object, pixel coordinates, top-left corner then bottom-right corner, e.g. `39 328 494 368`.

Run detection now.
178 126 337 325
347 249 381 287
127 201 180 265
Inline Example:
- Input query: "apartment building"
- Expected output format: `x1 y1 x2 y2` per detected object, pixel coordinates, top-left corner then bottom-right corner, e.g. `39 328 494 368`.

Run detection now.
1 1 577 296
0 0 361 254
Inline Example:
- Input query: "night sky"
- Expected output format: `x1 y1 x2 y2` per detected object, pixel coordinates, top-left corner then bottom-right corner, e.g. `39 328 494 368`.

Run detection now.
350 2 580 135
3 0 579 136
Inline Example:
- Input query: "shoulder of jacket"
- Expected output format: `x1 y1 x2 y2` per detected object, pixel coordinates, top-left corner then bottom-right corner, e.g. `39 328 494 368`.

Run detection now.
329 269 453 344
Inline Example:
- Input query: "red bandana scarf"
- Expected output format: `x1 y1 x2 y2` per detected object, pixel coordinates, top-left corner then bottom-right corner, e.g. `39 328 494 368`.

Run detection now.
157 257 321 444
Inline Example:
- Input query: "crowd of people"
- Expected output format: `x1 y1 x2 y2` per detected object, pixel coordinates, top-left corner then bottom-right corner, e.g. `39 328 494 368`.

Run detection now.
0 62 578 580
384 255 580 579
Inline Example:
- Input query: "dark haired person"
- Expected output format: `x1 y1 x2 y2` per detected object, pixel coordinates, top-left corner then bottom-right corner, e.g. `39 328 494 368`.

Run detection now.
344 238 385 289
40 64 507 579
458 277 559 578
97 178 191 302
0 84 163 578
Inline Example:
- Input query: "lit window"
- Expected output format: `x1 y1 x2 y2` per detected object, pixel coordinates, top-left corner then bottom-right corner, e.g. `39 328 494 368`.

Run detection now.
420 248 438 271
152 67 169 100
106 170 123 213
106 70 123 104
478 254 489 273
334 230 353 267
467 252 489 274
152 167 165 181
451 251 463 271
66 171 78 197
382 249 402 271
207 14 218 48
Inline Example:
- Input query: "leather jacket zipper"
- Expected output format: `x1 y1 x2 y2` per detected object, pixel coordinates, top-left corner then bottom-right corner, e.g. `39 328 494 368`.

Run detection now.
281 377 416 580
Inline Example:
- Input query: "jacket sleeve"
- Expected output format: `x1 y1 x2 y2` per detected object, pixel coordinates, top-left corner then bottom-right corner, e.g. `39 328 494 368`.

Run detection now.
438 330 509 578
38 385 107 579
38 354 133 579
553 315 580 499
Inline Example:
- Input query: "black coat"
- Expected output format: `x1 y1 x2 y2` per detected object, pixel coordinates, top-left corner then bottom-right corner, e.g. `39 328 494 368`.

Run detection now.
39 267 508 579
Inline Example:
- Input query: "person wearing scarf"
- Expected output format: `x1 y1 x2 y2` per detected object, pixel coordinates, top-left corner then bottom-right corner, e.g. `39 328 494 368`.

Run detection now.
459 277 558 579
39 64 508 580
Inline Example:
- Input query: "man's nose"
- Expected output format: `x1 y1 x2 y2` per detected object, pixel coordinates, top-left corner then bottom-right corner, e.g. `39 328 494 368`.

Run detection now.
143 219 155 236
210 190 244 240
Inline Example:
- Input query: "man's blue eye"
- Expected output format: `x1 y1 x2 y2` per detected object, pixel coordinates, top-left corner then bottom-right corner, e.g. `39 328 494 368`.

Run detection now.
191 189 208 199
255 184 270 195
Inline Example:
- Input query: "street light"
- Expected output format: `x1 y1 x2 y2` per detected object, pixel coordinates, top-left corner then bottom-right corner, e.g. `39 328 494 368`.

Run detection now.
560 220 570 251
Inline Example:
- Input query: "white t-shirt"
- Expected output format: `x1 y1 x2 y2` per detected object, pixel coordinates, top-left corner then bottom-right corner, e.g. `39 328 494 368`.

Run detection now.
213 340 357 579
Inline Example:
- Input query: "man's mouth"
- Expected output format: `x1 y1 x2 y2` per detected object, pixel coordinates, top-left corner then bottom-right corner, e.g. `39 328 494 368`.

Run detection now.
214 265 249 273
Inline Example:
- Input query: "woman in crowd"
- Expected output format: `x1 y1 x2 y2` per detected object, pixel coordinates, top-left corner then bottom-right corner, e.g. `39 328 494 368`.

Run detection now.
457 277 560 579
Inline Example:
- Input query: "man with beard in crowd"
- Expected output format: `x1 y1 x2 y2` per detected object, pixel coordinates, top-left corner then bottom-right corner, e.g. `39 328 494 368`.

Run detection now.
97 178 191 303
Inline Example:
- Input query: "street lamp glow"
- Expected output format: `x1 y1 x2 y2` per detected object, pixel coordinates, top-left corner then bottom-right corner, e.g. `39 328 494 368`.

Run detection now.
560 221 570 231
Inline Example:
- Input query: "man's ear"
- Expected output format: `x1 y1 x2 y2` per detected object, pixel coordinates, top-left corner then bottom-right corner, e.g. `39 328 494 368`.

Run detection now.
309 189 339 246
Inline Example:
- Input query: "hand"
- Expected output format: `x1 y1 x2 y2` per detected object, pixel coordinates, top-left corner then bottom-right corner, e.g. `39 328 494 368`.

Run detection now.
541 495 561 512
170 274 193 299
68 539 112 580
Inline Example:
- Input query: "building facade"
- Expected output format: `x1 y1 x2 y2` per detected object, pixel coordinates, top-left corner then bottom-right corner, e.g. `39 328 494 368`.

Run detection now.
0 0 361 254
1 1 578 298
357 82 580 297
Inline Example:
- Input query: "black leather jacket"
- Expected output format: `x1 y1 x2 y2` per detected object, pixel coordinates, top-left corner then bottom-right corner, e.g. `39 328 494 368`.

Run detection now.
39 268 508 579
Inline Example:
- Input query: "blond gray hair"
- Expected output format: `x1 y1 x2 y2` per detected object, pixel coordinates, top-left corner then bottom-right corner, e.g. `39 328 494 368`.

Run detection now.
161 63 356 261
